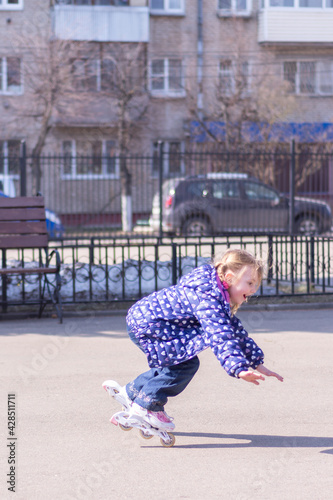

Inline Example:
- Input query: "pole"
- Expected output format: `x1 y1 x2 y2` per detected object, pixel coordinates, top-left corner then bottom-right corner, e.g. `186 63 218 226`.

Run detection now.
172 243 178 285
2 250 7 313
289 140 295 234
197 0 204 119
20 140 27 196
158 141 164 239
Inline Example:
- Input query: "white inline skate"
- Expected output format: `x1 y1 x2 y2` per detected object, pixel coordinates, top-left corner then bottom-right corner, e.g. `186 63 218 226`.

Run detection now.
102 380 176 448
102 380 132 411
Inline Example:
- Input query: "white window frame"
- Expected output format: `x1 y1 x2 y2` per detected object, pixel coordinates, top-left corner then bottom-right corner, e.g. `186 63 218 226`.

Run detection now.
151 140 185 178
61 139 119 180
218 59 251 95
218 0 252 17
0 57 23 95
219 60 234 94
149 58 186 98
317 60 333 94
71 57 119 93
261 0 333 8
150 0 185 15
0 140 21 181
55 1 129 4
283 60 333 96
0 0 23 10
71 58 101 92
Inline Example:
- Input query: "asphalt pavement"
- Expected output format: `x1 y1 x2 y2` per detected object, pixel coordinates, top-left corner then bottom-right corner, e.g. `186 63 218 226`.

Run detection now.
1 306 333 500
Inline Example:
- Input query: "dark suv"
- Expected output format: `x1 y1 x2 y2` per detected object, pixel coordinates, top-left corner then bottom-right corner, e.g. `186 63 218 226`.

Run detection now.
149 173 332 235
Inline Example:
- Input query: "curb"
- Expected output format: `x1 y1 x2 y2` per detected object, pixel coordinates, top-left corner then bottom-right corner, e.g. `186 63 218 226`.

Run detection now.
0 301 332 322
241 301 333 312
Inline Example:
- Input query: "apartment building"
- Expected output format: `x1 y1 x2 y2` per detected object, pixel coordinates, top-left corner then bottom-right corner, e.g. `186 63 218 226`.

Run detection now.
1 0 333 228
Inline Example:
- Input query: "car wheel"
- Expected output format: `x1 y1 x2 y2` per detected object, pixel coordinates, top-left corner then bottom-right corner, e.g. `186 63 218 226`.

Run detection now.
295 216 320 235
182 217 212 236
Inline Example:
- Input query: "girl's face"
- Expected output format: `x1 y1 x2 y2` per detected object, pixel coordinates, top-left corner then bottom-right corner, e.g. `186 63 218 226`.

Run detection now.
226 266 259 307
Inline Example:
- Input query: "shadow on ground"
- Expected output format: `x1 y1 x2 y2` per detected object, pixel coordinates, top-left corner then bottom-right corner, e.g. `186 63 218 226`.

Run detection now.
170 432 333 454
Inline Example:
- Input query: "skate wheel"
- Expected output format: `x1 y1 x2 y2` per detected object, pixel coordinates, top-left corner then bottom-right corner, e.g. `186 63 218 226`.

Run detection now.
139 429 153 440
160 433 175 448
119 423 132 431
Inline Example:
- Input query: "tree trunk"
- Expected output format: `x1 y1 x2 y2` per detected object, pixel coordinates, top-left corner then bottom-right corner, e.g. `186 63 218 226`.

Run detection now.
120 156 132 232
118 102 133 232
31 104 53 194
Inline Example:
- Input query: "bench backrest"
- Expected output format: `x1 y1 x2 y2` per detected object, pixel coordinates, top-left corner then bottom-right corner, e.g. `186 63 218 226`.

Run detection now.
0 197 48 249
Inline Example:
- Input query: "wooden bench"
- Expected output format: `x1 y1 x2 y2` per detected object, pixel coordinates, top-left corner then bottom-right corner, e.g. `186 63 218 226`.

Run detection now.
0 196 63 323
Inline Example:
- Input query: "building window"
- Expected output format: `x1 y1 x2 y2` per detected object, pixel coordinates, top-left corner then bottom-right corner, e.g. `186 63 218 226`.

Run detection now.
219 60 250 95
318 61 333 94
150 58 185 97
0 0 23 10
71 59 100 92
268 0 333 6
62 140 119 178
299 0 322 4
284 60 333 95
0 140 20 179
0 57 22 95
71 57 123 92
152 141 184 177
268 0 294 5
218 0 252 15
55 1 129 5
150 0 184 14
219 60 233 94
101 58 117 92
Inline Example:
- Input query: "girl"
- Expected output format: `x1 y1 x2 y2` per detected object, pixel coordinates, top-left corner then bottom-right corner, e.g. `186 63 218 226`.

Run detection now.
103 248 283 431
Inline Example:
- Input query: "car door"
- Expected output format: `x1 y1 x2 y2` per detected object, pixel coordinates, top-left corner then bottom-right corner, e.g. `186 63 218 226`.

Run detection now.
173 179 210 231
241 180 289 231
209 179 245 231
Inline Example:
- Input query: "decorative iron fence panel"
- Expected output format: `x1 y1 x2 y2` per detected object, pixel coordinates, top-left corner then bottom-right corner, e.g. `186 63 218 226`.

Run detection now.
1 235 333 312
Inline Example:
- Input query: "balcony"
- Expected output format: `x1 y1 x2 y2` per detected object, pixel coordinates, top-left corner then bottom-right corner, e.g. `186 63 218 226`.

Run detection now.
52 5 149 42
258 6 333 44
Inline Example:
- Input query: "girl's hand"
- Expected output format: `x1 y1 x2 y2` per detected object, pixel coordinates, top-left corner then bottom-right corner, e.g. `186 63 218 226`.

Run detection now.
238 371 265 385
256 364 284 382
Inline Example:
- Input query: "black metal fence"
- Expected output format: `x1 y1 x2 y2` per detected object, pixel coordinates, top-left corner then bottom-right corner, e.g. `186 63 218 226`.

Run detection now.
1 235 333 313
8 143 333 236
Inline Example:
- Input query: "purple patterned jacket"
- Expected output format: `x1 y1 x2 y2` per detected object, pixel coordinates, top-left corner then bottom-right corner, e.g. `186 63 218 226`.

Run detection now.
126 264 264 377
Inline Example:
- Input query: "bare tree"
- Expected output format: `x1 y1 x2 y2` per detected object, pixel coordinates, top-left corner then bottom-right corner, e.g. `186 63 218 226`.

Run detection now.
294 141 333 192
188 19 297 186
10 8 150 230
9 10 80 191
98 43 149 231
188 20 333 195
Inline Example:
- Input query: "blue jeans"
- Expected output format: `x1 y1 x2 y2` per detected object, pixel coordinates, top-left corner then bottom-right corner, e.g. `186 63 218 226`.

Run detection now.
126 326 200 412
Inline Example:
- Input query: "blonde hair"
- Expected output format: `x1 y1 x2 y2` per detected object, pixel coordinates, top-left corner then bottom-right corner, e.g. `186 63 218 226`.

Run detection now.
214 248 265 314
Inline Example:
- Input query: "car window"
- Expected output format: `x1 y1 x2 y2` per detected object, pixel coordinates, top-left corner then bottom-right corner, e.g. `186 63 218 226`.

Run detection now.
212 180 240 200
243 181 279 203
186 181 207 198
